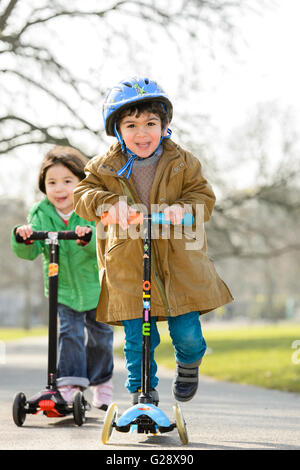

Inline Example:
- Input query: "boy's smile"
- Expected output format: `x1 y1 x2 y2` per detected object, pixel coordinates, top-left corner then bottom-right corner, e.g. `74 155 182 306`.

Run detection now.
119 111 164 159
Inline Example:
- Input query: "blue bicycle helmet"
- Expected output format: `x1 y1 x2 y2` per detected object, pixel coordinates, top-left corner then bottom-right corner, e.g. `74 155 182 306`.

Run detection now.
103 77 173 137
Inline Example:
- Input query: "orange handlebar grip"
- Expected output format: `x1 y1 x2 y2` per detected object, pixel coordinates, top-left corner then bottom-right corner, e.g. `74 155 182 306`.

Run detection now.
128 212 144 225
100 212 144 226
100 212 117 225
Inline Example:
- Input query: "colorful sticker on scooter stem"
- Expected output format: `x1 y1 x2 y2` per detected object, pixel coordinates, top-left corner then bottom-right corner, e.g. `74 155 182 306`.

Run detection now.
48 263 58 277
143 300 150 310
142 322 150 336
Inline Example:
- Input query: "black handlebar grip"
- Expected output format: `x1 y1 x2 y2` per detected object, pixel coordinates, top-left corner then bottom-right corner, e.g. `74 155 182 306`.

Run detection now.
57 231 92 242
15 231 48 243
15 230 92 243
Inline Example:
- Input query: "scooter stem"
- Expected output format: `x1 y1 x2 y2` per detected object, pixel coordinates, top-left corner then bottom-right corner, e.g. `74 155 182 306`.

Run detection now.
139 214 152 404
46 233 59 389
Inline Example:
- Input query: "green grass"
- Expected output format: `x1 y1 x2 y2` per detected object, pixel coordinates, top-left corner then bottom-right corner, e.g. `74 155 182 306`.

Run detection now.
199 324 300 393
0 327 48 342
115 323 300 393
3 323 300 393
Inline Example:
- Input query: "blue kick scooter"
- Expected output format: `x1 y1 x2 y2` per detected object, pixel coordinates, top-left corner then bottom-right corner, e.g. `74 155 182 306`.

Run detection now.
101 212 192 445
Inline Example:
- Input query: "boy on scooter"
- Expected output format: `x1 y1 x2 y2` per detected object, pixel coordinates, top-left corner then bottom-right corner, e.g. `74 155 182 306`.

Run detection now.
74 77 233 405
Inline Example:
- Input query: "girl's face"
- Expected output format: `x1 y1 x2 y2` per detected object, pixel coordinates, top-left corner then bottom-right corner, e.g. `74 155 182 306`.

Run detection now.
119 111 167 159
45 164 80 214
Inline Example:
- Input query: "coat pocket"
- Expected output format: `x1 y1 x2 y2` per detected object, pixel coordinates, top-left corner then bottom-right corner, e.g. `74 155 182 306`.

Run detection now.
104 239 127 260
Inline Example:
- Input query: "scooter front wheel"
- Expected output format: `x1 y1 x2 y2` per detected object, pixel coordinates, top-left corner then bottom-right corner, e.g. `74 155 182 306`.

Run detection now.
101 402 118 444
173 403 189 445
12 392 27 427
73 391 86 426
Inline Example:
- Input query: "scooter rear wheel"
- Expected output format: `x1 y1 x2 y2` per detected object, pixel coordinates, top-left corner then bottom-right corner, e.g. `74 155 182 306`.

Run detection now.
73 391 86 426
12 392 27 427
101 402 118 444
173 403 189 445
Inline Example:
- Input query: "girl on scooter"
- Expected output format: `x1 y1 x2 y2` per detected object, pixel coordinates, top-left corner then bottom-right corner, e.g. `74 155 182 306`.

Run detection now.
11 146 114 410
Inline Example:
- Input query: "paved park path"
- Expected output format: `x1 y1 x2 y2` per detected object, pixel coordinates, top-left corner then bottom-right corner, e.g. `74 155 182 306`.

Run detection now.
1 334 300 451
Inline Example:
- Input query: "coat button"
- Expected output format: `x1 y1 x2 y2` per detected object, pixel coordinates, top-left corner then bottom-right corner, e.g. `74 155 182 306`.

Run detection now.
173 167 178 172
180 163 184 167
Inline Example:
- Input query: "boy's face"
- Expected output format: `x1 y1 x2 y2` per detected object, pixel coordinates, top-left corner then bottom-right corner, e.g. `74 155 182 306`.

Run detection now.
119 111 168 159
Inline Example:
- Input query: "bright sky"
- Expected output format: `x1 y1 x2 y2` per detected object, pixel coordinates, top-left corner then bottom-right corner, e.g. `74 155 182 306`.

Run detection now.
202 0 300 130
1 0 300 202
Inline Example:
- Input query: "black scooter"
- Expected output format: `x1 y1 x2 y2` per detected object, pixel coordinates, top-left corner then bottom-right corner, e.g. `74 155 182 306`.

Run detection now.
12 230 91 427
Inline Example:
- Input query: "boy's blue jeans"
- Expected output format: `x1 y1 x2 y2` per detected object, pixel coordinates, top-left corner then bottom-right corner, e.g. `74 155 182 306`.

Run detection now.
57 304 114 389
122 311 206 393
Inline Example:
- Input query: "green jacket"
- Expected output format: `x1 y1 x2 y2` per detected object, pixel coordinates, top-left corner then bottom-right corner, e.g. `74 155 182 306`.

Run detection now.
11 198 100 312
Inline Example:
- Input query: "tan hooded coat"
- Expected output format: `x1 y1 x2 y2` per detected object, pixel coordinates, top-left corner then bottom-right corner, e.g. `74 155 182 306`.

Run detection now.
74 139 233 325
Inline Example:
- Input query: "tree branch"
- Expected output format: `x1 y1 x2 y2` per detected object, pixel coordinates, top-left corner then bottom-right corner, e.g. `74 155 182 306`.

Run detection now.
0 0 19 33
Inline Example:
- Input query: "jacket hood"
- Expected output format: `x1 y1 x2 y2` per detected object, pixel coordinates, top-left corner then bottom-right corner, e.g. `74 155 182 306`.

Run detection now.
91 139 182 178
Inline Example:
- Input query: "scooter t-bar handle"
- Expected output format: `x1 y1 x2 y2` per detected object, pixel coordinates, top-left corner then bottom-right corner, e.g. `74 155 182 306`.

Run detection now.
100 212 194 226
15 230 92 243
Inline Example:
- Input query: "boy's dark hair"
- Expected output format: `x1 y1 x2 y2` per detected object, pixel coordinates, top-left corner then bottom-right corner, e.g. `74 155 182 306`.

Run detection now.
116 101 168 131
38 146 88 194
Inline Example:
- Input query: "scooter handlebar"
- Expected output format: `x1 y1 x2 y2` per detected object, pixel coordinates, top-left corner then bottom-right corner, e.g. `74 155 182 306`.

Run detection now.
151 212 194 226
15 230 92 243
100 212 194 226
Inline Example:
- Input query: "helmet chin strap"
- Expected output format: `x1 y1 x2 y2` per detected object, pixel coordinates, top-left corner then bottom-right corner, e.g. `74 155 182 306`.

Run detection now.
114 122 172 179
113 121 126 153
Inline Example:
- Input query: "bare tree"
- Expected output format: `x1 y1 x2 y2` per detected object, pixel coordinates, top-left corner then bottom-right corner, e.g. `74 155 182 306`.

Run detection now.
0 0 271 157
6 1 299 325
207 101 300 261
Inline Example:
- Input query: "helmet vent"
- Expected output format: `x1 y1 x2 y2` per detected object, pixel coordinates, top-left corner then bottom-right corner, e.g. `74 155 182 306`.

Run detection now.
144 78 149 84
124 82 133 88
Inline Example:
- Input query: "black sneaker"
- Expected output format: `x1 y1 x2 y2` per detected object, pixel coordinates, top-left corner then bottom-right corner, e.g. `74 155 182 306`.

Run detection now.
172 360 201 402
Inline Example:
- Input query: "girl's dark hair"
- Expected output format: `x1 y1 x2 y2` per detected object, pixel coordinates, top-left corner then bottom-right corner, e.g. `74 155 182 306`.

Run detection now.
38 146 88 194
116 101 168 131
